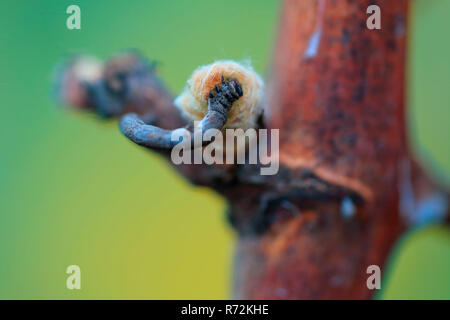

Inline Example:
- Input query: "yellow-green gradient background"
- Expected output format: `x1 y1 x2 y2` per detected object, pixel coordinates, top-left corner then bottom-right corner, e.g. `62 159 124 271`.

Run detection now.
0 0 449 299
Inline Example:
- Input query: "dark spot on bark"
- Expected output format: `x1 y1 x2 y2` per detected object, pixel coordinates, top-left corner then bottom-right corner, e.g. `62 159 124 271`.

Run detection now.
341 28 350 44
353 79 366 102
386 38 397 51
339 133 357 147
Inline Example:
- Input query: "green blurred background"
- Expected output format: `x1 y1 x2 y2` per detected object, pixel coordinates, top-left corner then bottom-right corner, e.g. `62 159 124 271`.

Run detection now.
0 0 449 299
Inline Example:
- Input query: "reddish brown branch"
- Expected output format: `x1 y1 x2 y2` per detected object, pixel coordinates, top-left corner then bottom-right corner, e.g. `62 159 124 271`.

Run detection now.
231 0 410 299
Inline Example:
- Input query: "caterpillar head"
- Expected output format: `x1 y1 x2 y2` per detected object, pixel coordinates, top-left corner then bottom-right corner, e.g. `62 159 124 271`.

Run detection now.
174 60 264 130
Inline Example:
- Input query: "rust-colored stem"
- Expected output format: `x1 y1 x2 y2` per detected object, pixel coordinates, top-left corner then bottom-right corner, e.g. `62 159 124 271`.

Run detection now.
233 0 409 299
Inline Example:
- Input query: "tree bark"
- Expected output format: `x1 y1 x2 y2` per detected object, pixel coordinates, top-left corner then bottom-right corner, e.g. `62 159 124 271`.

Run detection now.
231 0 409 300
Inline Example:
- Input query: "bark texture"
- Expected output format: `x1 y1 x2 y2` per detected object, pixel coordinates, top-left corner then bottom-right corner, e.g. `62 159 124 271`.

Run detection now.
233 0 408 299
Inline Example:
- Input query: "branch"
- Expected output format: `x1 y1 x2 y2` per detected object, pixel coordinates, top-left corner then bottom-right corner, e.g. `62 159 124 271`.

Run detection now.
119 77 243 149
54 51 239 185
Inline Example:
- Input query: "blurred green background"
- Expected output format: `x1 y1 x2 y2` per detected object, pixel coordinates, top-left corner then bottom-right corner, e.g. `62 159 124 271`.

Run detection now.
0 0 449 299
